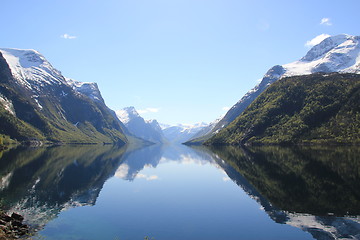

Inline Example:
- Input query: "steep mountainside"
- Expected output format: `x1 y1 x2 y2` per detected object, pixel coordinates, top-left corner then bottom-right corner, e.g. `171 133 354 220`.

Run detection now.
0 48 127 144
186 117 220 142
116 107 165 143
206 73 360 145
189 34 360 144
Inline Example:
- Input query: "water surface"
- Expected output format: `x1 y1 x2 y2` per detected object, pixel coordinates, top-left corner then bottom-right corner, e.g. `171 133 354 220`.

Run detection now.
0 144 359 240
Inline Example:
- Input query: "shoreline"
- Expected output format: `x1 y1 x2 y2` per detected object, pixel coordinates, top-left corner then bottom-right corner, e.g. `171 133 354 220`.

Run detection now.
0 211 29 239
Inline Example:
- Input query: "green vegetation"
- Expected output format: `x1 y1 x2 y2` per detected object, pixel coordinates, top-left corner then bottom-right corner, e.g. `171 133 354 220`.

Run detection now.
206 73 360 145
185 133 212 145
0 82 127 146
0 52 128 145
0 106 45 142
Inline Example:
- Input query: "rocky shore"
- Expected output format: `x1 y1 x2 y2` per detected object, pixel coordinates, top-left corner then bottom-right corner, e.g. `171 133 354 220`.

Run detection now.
0 212 29 239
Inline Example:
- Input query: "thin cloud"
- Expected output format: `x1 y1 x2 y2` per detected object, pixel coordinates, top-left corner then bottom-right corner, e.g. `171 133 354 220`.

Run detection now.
61 33 77 39
136 173 147 179
320 18 332 26
114 164 129 179
223 177 231 182
146 175 159 181
136 173 159 181
138 107 160 114
305 34 331 47
222 106 230 111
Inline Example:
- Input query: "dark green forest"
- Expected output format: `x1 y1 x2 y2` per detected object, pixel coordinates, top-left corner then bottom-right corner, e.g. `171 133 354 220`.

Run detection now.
206 73 360 145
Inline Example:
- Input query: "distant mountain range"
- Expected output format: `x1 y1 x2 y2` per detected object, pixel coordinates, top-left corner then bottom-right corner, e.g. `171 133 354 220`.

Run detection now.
116 106 209 144
0 48 127 144
0 47 209 145
1 34 359 146
116 107 166 144
187 34 360 144
161 122 208 144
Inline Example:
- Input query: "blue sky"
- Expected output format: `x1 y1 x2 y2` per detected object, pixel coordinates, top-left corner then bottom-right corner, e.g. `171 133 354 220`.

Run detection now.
1 0 359 125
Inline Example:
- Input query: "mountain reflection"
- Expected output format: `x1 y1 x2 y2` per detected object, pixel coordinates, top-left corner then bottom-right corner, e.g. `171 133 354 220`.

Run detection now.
0 145 127 229
207 145 360 240
1 144 359 240
0 144 219 231
114 144 217 181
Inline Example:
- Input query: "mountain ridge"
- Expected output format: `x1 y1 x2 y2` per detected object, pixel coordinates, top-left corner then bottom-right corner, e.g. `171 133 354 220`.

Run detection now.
116 106 210 144
116 107 166 144
0 48 127 144
187 34 360 144
205 72 360 145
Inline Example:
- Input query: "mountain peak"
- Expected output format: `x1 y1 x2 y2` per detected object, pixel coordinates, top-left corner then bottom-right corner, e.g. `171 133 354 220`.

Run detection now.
283 34 360 76
115 106 165 143
0 48 65 90
0 48 44 67
66 78 104 102
115 107 140 124
301 34 356 62
0 48 127 144
190 34 360 143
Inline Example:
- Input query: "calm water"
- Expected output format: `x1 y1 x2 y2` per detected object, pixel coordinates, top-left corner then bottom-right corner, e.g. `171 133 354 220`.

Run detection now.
0 144 359 240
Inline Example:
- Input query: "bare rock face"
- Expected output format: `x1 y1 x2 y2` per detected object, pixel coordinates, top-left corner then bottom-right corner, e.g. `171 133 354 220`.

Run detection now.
0 212 29 239
0 49 127 144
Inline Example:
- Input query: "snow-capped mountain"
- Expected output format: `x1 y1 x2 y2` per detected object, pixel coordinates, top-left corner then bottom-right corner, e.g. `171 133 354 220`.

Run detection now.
162 122 209 143
0 48 127 144
116 107 165 143
146 119 163 133
66 78 104 102
116 106 141 125
187 116 221 142
0 48 66 92
190 34 360 143
115 106 209 144
284 34 360 75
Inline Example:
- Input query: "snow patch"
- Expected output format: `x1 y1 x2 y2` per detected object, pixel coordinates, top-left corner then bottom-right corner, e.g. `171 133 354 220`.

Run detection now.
0 94 16 116
286 213 360 240
66 78 102 101
210 34 360 137
284 35 360 76
0 48 65 92
0 172 13 190
31 96 43 110
115 107 140 124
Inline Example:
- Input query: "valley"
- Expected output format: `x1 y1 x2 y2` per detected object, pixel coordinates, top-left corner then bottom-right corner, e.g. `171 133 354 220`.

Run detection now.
0 33 359 240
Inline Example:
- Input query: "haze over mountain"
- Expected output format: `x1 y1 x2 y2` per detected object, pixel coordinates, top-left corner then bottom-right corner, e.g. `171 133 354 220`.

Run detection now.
116 106 210 144
116 107 165 144
0 48 127 144
161 122 208 144
188 34 360 144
